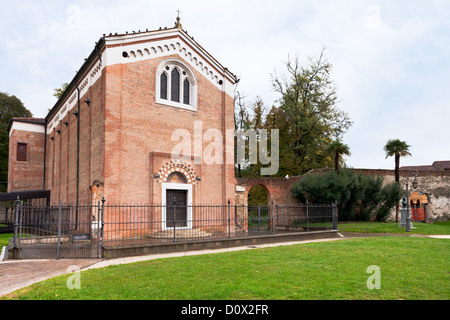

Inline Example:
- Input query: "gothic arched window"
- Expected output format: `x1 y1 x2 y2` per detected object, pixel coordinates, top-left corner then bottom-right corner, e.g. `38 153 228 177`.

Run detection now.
160 72 168 100
171 68 180 102
183 79 190 105
156 59 197 111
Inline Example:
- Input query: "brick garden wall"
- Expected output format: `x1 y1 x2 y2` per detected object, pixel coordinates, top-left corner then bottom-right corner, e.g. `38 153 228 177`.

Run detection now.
236 168 449 222
8 129 45 192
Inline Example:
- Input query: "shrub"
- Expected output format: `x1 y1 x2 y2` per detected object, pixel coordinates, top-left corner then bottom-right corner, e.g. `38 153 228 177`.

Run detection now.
291 170 404 221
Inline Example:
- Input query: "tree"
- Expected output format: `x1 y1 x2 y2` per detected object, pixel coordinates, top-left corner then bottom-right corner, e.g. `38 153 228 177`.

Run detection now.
234 91 251 177
0 92 33 192
327 140 351 170
291 169 403 221
53 82 69 100
384 138 411 221
270 50 352 175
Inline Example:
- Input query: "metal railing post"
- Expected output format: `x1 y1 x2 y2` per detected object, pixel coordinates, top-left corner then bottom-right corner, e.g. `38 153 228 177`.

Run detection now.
57 201 62 259
96 200 101 258
227 199 231 238
332 201 338 230
173 198 176 243
101 196 105 258
13 196 20 259
275 204 278 235
268 201 272 235
18 200 23 259
306 200 309 232
257 206 261 232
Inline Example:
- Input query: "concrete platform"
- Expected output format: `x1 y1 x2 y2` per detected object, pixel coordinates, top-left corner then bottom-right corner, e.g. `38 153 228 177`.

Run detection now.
102 230 340 258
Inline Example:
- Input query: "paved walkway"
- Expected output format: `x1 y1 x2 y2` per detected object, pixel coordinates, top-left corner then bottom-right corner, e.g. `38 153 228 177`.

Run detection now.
1 233 448 297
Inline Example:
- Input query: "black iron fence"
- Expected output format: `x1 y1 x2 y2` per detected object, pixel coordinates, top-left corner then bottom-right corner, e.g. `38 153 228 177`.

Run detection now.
8 199 337 259
10 201 102 259
0 203 15 234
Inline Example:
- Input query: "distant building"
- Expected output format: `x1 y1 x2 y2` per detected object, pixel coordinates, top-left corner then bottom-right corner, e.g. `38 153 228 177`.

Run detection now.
400 161 450 172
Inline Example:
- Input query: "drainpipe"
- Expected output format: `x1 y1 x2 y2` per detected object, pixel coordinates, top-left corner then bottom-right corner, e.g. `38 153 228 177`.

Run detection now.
221 70 227 205
43 120 47 190
75 83 81 227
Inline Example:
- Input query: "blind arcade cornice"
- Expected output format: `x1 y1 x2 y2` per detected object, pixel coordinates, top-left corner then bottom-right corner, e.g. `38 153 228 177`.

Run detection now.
46 23 237 133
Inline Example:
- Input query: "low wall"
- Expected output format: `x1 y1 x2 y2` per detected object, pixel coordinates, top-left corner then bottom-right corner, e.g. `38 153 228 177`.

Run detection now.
102 230 340 258
236 169 450 222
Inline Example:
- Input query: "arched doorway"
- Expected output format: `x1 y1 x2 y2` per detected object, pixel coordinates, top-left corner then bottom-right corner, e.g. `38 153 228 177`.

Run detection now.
247 184 270 233
248 184 269 206
162 171 192 229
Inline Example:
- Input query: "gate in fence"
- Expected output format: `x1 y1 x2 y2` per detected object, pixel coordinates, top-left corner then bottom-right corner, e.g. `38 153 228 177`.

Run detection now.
8 199 337 259
10 199 104 259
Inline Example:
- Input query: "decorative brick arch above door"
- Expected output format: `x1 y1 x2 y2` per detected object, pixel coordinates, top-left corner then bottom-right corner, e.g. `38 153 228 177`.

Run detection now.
157 160 197 184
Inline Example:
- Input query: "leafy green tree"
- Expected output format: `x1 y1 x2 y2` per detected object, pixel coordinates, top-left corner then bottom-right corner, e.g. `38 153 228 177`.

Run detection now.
376 182 404 221
357 175 384 221
0 92 33 192
53 83 69 100
242 97 267 177
291 169 403 221
270 50 352 175
234 91 251 178
384 139 411 221
327 140 351 170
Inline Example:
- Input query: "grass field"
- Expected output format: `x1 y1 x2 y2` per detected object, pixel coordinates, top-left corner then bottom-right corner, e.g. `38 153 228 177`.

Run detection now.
338 221 450 234
3 236 449 300
0 233 13 247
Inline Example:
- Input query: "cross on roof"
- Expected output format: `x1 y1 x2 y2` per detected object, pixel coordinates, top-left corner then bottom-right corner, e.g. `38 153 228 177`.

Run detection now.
175 9 182 29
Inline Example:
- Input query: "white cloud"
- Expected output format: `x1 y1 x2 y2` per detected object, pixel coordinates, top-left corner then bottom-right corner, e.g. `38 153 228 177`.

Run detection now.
0 0 448 169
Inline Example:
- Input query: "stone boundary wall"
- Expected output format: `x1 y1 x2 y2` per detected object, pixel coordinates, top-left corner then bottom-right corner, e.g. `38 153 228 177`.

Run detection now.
236 169 450 222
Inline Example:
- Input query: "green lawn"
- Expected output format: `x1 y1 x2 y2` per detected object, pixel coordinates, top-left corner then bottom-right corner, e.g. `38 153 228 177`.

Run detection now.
338 221 450 235
3 236 449 300
0 233 13 247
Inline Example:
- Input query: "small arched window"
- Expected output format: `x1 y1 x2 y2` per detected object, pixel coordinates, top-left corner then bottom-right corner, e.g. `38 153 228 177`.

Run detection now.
160 72 168 100
171 68 180 102
183 79 190 105
156 59 197 111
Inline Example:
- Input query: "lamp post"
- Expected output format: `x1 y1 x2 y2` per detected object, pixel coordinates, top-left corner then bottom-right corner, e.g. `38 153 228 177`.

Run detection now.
405 172 418 232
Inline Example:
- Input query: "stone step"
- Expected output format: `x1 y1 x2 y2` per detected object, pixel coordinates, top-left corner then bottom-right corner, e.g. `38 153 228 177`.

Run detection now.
150 228 211 239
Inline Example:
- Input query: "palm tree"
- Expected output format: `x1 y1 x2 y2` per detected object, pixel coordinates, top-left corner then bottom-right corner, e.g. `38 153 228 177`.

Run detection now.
328 140 351 170
384 139 411 221
384 139 412 181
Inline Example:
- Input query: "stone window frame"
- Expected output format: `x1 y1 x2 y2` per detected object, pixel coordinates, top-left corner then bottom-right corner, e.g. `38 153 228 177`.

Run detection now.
155 58 198 112
16 142 28 162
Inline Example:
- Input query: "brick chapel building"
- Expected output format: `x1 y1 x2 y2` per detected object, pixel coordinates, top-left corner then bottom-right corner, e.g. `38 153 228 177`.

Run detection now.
7 17 238 209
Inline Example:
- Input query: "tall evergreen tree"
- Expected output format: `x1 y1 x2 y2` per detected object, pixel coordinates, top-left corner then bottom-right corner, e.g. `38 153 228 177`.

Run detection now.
0 92 33 192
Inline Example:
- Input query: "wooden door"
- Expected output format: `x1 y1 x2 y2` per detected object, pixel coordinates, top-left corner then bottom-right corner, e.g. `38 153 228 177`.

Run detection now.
166 189 187 227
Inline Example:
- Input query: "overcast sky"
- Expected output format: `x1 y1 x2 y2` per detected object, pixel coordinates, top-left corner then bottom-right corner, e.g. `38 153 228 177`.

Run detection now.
1 0 449 170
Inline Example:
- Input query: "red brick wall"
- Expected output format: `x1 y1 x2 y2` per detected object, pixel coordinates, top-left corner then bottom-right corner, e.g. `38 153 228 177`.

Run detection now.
103 54 236 205
45 70 105 204
43 51 235 206
236 176 303 205
8 129 45 192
